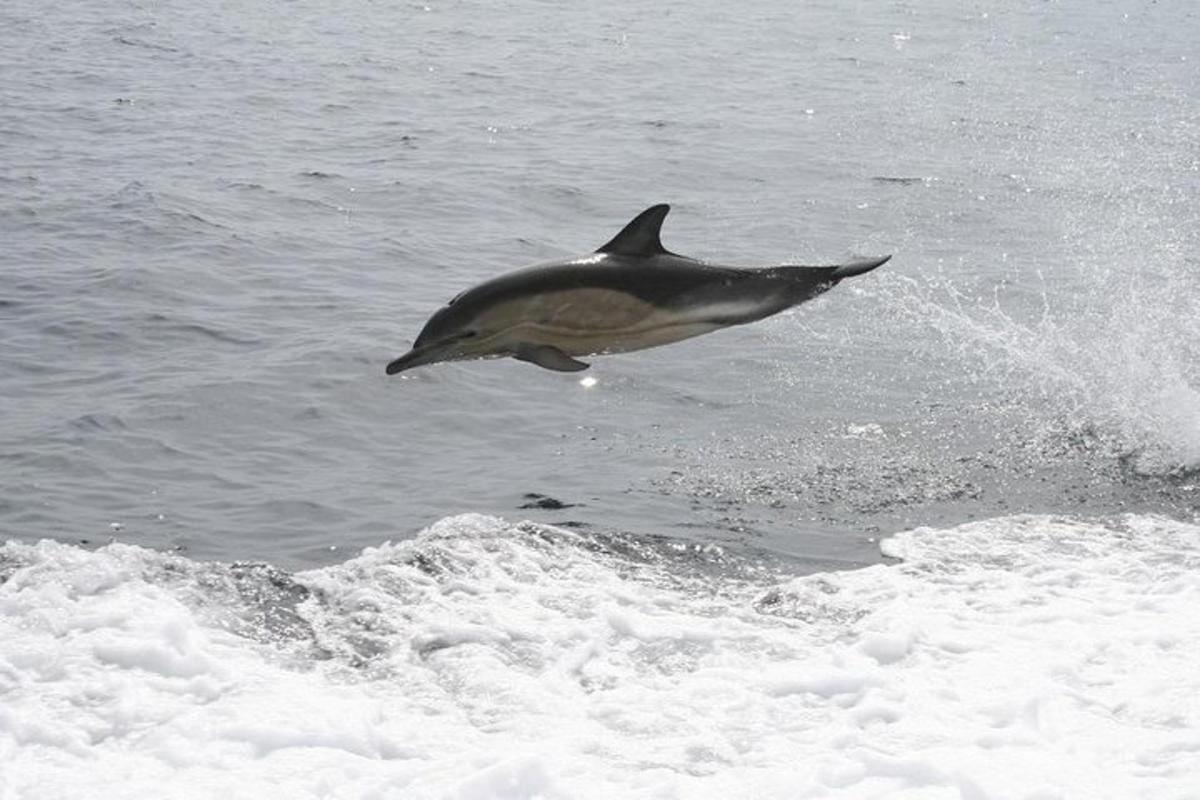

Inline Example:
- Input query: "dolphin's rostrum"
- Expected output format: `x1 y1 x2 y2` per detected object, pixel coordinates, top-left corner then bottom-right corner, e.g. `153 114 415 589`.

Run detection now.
386 205 889 375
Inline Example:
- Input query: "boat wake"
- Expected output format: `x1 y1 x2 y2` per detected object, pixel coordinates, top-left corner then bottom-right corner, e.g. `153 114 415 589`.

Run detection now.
3 512 1198 798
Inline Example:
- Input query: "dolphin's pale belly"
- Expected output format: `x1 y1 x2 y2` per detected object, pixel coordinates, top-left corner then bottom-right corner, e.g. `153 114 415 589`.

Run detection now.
476 288 778 356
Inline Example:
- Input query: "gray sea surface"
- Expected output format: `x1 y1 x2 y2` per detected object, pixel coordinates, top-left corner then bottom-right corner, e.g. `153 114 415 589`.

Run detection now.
2 0 1198 569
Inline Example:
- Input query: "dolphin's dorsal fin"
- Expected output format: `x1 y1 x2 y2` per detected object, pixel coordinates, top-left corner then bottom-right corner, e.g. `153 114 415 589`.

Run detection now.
596 204 671 256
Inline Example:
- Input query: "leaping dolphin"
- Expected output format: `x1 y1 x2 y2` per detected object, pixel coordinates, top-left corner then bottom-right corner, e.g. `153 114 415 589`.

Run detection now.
386 204 889 375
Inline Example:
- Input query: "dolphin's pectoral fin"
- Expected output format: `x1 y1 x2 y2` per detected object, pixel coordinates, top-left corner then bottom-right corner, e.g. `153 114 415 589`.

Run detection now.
514 344 590 372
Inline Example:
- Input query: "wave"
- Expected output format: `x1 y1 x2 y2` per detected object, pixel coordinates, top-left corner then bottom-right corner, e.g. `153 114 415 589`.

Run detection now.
2 513 1198 798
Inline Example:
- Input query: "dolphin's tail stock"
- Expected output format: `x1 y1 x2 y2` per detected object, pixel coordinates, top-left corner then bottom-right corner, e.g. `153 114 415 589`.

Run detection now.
765 254 891 285
761 254 890 305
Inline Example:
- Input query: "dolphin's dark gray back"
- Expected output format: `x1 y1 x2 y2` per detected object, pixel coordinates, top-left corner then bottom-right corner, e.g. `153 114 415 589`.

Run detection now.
442 204 888 314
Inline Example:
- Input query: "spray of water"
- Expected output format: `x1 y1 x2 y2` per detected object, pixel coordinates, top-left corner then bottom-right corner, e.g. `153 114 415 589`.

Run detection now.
889 206 1200 476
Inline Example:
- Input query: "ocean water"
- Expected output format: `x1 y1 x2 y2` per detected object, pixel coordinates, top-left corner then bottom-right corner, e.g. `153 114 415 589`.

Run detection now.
2 0 1199 796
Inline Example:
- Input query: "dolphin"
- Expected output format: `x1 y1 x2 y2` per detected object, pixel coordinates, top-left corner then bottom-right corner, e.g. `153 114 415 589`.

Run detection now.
386 204 889 375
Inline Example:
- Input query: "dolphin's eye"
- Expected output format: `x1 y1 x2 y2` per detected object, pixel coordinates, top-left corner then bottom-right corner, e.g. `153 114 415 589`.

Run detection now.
460 330 478 339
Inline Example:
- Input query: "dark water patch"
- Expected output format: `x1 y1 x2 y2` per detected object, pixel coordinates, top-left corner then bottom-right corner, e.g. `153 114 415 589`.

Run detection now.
68 413 128 433
252 298 344 313
548 520 588 530
111 35 180 53
163 208 228 231
871 176 927 186
519 493 577 510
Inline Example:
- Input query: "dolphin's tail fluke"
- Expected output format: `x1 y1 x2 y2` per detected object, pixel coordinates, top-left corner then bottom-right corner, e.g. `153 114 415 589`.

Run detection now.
830 254 891 279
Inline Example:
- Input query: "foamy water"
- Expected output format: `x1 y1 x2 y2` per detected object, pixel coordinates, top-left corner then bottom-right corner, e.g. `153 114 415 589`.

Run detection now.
3 513 1198 798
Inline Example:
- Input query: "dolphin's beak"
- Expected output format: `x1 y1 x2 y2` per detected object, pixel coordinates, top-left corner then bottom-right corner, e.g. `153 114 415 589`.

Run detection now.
385 343 447 375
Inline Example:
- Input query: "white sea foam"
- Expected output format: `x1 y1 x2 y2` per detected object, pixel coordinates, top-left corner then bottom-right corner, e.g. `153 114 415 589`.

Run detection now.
2 513 1199 798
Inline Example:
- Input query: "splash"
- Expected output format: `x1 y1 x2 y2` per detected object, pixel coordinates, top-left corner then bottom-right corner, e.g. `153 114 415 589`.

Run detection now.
889 207 1200 476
